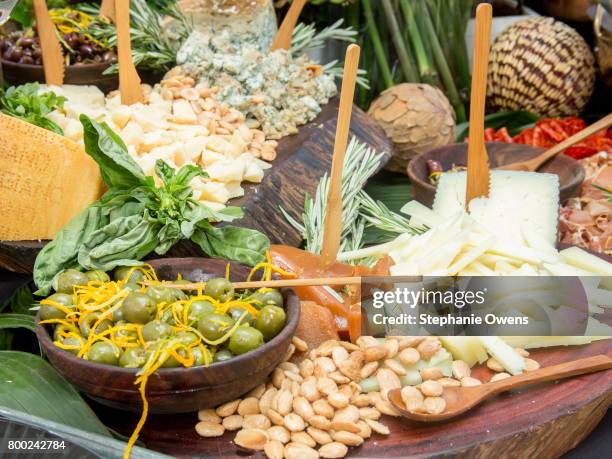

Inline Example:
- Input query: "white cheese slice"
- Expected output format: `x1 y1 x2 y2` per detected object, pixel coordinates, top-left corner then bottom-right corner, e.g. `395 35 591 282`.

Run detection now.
433 171 559 246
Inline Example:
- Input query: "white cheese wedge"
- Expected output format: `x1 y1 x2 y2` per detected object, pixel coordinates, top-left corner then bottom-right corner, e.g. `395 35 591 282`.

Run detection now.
433 171 559 247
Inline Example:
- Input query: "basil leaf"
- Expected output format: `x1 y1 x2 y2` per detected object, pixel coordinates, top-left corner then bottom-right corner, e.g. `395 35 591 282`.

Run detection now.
155 160 176 186
80 115 148 189
77 214 159 271
192 223 269 266
33 205 107 296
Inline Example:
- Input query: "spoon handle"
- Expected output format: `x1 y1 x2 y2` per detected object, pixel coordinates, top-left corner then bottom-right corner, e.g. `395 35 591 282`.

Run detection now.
485 354 612 397
529 113 612 170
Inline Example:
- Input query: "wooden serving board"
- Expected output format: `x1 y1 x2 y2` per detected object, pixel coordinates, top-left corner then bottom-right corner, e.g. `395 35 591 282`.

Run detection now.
94 340 612 458
0 99 393 273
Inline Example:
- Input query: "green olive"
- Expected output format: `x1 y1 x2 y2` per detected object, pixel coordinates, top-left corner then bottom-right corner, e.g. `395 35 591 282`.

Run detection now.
112 306 125 322
124 282 142 292
85 270 110 283
254 305 286 341
175 331 199 346
114 321 137 341
79 313 113 338
87 341 121 366
145 285 176 305
187 300 216 325
114 266 145 283
191 347 207 366
213 348 234 363
253 289 284 309
39 293 73 321
141 320 173 342
53 323 79 341
56 269 89 294
161 347 187 368
229 326 264 355
204 278 234 302
60 336 82 355
197 313 236 342
228 306 254 326
122 292 156 324
160 308 176 326
119 347 147 368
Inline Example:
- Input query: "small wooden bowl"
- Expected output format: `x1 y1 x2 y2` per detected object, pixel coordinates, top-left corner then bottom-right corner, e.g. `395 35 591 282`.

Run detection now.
1 60 119 93
407 142 585 206
35 258 301 414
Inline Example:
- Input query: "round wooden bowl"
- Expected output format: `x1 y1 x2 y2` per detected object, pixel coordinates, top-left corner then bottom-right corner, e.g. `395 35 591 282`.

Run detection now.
407 142 585 207
1 60 119 93
35 258 301 414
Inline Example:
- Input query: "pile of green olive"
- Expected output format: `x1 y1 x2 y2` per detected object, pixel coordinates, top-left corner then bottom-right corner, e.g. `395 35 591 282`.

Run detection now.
40 266 287 368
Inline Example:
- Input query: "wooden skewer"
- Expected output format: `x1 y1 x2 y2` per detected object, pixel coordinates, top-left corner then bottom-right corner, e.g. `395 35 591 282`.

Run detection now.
497 113 612 171
270 0 307 52
32 0 64 85
143 276 363 291
99 0 116 23
465 3 492 206
115 0 143 105
320 44 361 268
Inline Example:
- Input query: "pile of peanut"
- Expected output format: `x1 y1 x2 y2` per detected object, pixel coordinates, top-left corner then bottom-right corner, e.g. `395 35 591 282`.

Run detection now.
194 335 415 459
400 348 539 415
160 66 278 161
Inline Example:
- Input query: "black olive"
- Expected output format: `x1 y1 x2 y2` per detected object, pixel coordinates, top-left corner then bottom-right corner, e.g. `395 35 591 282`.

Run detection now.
80 44 94 57
16 37 34 48
19 55 34 65
102 51 116 62
9 46 23 61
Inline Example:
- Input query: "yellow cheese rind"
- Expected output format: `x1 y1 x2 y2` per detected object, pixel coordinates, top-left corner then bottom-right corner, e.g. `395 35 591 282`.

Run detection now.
0 114 103 241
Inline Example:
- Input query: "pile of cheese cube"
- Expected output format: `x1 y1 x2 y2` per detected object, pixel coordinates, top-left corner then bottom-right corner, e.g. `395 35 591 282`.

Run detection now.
42 77 277 209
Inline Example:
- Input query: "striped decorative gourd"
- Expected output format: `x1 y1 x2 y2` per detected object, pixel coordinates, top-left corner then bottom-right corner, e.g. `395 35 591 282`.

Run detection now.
487 17 595 117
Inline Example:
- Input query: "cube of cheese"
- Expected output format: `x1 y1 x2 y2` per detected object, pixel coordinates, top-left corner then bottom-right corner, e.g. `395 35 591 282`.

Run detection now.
121 121 145 148
111 105 132 129
196 181 231 204
139 131 172 153
172 99 198 124
244 160 264 183
200 149 226 166
205 158 246 182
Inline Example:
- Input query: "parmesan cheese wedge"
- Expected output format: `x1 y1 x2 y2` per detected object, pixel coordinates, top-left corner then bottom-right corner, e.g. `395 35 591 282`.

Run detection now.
0 115 103 240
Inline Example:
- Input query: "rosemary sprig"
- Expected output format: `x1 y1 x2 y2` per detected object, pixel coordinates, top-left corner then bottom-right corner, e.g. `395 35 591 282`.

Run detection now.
80 0 192 75
280 137 383 255
323 60 370 89
291 19 358 56
358 192 419 235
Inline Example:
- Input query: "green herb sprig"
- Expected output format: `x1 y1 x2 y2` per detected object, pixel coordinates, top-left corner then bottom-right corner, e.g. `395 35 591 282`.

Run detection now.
0 83 66 135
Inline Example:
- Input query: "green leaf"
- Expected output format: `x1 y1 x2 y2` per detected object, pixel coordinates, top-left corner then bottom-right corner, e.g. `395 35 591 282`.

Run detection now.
0 83 66 134
455 110 540 141
0 314 36 333
0 351 110 436
192 224 269 266
0 407 172 459
34 205 107 296
80 115 148 189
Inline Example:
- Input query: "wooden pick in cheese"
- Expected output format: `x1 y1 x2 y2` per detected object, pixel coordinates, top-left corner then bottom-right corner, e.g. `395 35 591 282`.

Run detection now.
320 44 361 267
116 0 144 105
270 0 307 52
0 114 103 241
465 3 492 206
33 0 64 85
100 0 116 23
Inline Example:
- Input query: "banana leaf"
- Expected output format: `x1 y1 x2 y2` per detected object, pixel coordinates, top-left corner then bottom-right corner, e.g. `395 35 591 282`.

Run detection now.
0 351 109 436
456 111 540 141
0 407 171 459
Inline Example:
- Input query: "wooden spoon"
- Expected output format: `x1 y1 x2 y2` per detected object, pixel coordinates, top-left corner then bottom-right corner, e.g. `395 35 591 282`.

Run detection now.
465 3 493 205
270 0 307 52
99 0 115 23
320 44 361 268
115 0 143 105
497 113 612 171
389 354 612 422
32 0 64 85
